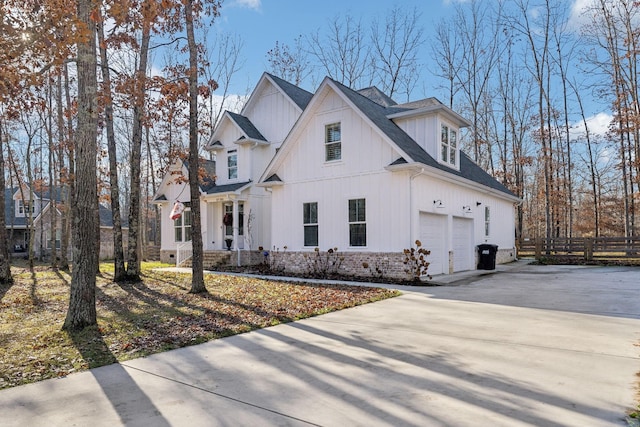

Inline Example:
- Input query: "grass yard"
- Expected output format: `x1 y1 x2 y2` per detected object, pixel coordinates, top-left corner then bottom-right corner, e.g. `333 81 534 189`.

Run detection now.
0 262 399 390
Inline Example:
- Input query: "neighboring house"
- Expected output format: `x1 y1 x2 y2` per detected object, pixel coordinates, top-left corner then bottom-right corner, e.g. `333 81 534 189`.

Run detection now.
3 185 128 260
4 185 59 257
153 73 520 277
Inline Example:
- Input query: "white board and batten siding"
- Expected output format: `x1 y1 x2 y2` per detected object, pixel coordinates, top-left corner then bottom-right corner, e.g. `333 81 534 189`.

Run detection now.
269 88 410 252
244 79 302 145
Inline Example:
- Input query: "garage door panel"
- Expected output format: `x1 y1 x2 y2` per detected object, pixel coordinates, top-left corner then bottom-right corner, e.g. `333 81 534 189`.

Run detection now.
452 217 473 272
419 213 446 275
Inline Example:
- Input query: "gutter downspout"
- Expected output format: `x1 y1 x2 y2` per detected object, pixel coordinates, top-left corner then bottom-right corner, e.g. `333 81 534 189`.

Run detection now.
409 168 425 244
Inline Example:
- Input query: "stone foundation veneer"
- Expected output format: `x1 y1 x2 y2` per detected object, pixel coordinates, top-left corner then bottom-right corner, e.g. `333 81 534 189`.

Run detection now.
264 247 517 280
161 247 517 279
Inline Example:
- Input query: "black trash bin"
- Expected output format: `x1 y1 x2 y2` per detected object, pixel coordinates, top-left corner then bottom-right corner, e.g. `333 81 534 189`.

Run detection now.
477 244 498 270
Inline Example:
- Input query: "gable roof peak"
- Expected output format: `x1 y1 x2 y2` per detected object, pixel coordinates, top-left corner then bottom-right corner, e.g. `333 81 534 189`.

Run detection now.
356 86 397 107
263 72 313 111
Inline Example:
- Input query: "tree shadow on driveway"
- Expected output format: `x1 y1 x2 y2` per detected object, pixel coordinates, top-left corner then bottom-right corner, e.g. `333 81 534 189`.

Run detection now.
67 324 171 426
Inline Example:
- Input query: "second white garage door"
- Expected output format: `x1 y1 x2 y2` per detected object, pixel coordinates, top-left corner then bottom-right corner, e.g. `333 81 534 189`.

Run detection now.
452 217 474 272
419 213 447 275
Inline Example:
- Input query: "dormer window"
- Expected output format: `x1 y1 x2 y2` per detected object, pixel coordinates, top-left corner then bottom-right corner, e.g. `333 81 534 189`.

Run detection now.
227 149 237 179
17 200 34 217
440 124 457 166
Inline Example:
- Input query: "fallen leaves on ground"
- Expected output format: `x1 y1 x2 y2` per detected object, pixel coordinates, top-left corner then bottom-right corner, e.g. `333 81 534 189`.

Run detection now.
0 263 399 389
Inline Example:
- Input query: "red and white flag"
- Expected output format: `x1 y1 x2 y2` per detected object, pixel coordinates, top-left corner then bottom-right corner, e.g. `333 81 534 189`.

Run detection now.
169 201 185 220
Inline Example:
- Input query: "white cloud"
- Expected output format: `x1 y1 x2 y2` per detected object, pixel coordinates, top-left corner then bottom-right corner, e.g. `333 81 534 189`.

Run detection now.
229 0 261 10
568 0 593 30
570 112 613 141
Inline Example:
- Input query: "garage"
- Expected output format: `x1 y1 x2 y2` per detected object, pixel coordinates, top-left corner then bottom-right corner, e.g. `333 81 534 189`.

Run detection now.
452 217 474 272
419 212 447 275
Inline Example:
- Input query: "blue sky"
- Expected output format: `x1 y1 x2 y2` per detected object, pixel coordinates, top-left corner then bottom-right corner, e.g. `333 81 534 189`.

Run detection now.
213 0 453 96
208 0 608 136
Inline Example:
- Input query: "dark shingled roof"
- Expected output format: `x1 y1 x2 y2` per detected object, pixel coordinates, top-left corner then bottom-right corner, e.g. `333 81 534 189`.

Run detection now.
4 187 129 229
4 188 27 227
389 157 408 166
266 73 313 110
264 174 282 183
394 97 442 110
99 204 129 228
357 86 397 107
204 181 252 195
183 159 218 193
209 140 224 149
200 159 217 192
227 112 267 142
330 79 516 198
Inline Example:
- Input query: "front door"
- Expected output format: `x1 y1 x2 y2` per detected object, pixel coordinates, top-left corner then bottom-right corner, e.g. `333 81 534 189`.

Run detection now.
222 203 244 249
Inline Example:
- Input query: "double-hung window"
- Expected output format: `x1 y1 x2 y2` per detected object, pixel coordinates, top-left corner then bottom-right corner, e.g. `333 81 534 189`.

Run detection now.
325 123 341 162
303 202 318 246
46 229 61 249
174 209 192 242
440 124 457 166
348 198 366 247
228 150 237 179
18 200 34 216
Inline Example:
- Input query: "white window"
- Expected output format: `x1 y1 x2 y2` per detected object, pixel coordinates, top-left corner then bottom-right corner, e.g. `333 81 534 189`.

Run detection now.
484 206 490 237
325 123 341 162
174 209 192 242
440 124 457 166
228 150 237 179
303 202 318 247
46 229 62 249
17 200 34 216
348 198 366 247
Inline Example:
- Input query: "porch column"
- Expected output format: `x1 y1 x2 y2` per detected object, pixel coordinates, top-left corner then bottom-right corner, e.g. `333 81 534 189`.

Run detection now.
232 199 239 250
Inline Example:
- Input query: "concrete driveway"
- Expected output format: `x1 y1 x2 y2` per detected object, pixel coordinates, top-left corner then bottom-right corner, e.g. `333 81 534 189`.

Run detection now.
1 263 639 426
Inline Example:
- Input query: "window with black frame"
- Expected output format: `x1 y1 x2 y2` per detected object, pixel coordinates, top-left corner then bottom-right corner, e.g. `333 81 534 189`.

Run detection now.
348 198 366 246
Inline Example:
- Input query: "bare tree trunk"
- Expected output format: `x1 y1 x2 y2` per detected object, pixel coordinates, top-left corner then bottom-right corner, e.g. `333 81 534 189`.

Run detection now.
185 0 206 293
63 0 99 331
0 122 13 284
97 15 126 281
47 76 58 268
126 15 151 281
58 64 74 271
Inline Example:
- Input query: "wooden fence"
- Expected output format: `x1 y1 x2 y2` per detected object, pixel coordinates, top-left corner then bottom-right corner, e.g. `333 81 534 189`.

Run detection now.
517 237 640 261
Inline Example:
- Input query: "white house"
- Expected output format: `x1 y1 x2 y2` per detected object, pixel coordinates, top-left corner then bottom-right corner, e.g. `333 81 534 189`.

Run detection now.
152 73 312 264
153 73 519 277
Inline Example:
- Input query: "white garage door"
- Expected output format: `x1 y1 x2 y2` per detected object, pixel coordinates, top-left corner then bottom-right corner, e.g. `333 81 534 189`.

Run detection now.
452 217 474 272
419 213 447 275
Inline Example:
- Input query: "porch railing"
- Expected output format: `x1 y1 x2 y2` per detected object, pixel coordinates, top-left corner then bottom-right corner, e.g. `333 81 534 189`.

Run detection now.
176 241 193 267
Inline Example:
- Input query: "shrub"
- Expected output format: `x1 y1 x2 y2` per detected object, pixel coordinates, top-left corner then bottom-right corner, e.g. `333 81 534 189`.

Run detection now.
403 240 431 282
303 247 344 278
261 246 287 273
362 258 389 280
